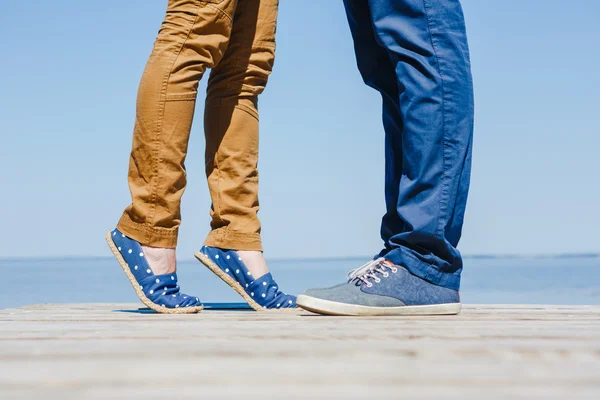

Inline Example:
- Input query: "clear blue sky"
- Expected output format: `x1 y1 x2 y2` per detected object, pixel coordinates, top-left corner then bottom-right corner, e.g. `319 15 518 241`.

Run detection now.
0 0 598 259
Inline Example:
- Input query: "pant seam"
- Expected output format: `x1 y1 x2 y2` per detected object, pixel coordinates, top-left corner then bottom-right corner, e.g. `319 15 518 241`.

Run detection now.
165 93 197 101
213 97 224 236
205 227 263 251
118 213 179 247
422 0 451 240
205 2 234 26
233 103 258 119
147 3 202 244
138 222 178 237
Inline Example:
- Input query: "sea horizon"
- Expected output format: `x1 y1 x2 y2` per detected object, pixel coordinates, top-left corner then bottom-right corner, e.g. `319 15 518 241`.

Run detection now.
1 252 599 263
2 254 599 309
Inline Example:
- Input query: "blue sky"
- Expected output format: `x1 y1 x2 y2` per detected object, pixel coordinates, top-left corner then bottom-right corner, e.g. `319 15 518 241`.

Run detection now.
0 0 598 259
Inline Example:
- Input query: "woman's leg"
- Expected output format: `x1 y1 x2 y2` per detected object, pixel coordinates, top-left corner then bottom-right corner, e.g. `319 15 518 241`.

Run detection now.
203 0 279 277
117 0 238 273
195 0 296 310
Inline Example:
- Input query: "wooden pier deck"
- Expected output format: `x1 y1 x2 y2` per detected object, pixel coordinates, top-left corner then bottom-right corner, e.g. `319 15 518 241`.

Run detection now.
1 304 599 399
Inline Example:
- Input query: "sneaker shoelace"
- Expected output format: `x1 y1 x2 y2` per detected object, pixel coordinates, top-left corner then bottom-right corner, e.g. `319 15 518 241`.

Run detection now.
346 257 398 287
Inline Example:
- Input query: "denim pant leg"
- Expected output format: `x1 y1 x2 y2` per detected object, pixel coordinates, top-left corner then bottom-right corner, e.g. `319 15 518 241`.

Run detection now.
344 0 474 290
343 0 406 247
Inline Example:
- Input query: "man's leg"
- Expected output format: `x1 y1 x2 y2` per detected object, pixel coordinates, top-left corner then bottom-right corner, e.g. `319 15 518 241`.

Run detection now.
367 0 474 290
117 0 238 273
343 0 406 252
296 0 473 315
345 0 474 282
203 0 278 277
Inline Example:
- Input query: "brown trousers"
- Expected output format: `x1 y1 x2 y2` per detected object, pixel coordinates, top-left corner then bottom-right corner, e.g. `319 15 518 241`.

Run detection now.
117 0 278 251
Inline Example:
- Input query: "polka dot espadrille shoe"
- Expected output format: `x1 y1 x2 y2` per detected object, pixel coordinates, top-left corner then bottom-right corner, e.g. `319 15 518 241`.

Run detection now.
194 246 296 311
106 229 203 314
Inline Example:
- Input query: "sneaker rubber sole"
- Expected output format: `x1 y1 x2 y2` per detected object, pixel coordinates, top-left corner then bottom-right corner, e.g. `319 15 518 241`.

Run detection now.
296 294 461 316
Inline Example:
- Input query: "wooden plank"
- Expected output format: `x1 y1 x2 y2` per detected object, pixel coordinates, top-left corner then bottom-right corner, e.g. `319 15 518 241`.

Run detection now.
0 304 599 399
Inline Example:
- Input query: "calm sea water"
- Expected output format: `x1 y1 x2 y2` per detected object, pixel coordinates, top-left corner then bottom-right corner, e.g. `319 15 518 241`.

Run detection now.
1 256 599 309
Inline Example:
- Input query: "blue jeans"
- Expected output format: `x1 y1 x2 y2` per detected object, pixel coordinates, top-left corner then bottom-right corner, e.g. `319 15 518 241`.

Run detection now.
343 0 474 290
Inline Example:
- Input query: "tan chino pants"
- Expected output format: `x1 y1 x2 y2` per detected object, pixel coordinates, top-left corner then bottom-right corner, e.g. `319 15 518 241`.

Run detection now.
117 0 278 251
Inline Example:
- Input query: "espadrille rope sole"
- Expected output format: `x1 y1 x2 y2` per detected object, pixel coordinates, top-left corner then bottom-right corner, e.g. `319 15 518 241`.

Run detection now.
194 251 298 312
106 231 203 314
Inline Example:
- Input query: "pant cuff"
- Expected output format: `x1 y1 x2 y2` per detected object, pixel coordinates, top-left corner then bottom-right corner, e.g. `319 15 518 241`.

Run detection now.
117 212 178 248
384 247 462 290
204 228 263 251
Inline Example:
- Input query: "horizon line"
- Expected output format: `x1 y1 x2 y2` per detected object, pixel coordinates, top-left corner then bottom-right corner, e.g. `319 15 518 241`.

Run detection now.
1 252 599 263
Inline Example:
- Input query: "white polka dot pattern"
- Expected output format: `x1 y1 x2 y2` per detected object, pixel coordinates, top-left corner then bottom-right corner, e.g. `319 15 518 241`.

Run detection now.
199 245 297 309
110 229 202 309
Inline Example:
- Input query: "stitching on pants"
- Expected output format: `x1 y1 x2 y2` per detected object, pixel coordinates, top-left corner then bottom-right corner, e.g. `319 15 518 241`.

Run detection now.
165 92 198 101
422 0 450 240
213 96 224 238
233 103 258 119
205 2 234 26
147 3 202 241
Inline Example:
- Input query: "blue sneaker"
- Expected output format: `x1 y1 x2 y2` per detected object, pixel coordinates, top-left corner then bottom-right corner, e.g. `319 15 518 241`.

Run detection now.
296 258 461 316
195 246 297 311
105 229 203 314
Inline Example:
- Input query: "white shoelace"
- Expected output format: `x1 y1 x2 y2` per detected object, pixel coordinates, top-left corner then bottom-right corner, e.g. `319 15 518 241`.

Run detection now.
346 257 398 287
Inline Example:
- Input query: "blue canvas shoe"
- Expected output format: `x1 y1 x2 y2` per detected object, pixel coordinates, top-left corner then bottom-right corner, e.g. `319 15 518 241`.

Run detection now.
194 246 297 311
105 229 203 314
296 258 461 316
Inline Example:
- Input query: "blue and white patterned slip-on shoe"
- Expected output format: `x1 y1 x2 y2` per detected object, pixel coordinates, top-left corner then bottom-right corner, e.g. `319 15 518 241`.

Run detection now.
194 246 297 311
296 258 461 316
105 229 203 314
